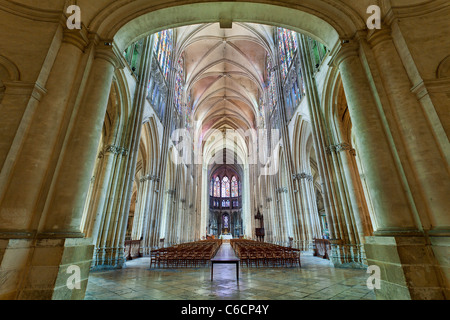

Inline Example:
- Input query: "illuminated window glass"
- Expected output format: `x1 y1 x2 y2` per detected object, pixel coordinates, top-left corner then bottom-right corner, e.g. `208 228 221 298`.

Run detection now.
214 177 221 197
277 28 298 80
309 37 328 68
222 176 230 198
153 29 173 79
231 176 239 197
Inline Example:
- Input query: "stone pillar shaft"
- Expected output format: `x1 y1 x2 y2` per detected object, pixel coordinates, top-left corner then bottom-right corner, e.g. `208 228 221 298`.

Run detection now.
333 41 418 233
368 28 450 231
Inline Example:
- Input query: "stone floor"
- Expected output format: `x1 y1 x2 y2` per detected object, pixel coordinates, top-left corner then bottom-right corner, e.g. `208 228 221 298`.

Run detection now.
85 246 376 300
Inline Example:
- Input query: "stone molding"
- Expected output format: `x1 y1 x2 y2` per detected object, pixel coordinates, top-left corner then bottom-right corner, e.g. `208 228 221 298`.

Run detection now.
276 187 288 193
292 173 313 182
3 80 47 101
94 42 125 70
328 40 360 69
98 145 129 158
139 175 160 183
62 28 89 52
326 142 356 156
367 27 392 48
0 0 62 23
384 0 450 23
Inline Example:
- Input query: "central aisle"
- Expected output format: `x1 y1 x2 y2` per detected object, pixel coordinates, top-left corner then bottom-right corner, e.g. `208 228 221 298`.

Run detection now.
85 252 376 300
212 242 238 260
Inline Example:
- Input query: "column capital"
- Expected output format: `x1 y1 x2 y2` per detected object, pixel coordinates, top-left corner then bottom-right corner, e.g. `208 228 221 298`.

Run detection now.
329 40 360 68
367 27 393 48
62 28 89 52
326 143 356 156
94 41 125 70
98 145 128 158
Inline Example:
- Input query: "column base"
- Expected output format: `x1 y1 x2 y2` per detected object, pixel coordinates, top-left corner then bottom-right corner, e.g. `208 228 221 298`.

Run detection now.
364 235 449 300
91 247 126 270
329 243 368 269
0 237 94 300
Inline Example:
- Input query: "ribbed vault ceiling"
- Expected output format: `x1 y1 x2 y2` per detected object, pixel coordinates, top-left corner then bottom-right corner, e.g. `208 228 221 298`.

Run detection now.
174 22 274 169
176 22 273 136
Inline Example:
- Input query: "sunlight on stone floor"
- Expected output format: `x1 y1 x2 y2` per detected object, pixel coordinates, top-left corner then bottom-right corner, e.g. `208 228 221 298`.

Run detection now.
84 252 376 300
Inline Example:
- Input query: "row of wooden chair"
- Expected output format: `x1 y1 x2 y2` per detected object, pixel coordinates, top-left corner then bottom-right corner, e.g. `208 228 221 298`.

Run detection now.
231 239 301 268
150 239 222 268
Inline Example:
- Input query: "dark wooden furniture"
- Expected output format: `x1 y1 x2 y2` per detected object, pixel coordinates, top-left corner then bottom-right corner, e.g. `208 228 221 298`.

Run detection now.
210 256 240 281
231 239 302 268
124 237 143 260
313 238 331 259
149 239 222 268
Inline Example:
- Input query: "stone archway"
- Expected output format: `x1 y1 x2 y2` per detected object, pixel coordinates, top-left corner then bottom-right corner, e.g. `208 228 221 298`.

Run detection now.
0 0 448 301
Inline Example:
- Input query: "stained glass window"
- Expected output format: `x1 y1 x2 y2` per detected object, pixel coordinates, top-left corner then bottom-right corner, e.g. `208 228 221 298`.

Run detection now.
210 178 214 196
222 200 230 208
277 28 298 80
214 177 221 197
266 55 277 115
231 176 239 197
222 176 230 198
309 37 328 68
223 215 229 227
146 30 174 121
123 39 143 77
154 29 173 80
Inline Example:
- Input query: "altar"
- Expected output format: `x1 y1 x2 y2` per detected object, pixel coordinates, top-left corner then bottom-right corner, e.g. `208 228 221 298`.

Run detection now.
219 234 233 240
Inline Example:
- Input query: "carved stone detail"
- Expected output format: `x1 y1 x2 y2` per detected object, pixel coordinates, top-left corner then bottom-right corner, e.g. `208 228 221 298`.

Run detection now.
293 173 313 182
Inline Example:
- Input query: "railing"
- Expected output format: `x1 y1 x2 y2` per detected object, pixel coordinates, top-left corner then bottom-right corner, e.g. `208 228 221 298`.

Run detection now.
209 196 242 209
124 238 143 260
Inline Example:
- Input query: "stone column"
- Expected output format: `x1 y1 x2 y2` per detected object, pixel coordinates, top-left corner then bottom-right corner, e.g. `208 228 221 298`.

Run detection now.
333 39 447 299
291 176 305 250
335 143 370 241
327 147 355 244
361 28 449 299
303 175 322 240
6 35 122 299
0 28 87 234
152 61 176 249
331 142 369 267
140 175 156 254
90 35 153 269
297 34 341 242
331 41 418 233
41 41 123 234
368 28 450 231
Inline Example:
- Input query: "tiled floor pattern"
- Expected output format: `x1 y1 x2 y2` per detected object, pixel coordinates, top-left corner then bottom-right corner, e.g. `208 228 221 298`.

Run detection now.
85 250 376 300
